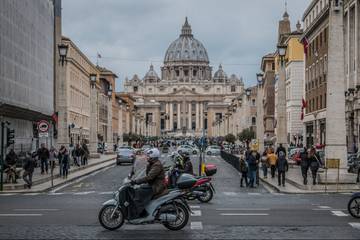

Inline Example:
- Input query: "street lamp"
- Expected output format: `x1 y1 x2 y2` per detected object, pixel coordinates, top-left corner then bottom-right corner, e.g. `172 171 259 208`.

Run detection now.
107 84 113 99
245 88 251 99
89 73 97 87
277 44 287 66
257 72 264 85
58 44 69 66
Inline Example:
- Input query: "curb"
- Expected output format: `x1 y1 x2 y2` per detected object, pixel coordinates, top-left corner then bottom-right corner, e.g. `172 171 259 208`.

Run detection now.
0 158 116 194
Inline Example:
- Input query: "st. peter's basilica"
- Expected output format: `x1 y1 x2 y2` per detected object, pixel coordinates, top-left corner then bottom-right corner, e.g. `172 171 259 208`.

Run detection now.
124 18 244 137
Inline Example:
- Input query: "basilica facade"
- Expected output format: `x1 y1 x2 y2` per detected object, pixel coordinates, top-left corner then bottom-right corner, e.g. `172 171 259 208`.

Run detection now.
124 18 244 137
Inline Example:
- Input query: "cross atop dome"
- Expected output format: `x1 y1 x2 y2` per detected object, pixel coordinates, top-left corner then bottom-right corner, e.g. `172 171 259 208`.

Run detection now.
180 17 193 37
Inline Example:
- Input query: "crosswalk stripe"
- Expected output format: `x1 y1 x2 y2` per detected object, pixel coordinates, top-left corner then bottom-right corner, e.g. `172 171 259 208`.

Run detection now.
23 193 41 196
248 193 261 196
319 206 331 209
0 213 43 217
216 208 270 211
223 192 237 196
0 193 17 196
73 191 95 195
220 213 269 216
331 210 349 217
191 210 202 217
191 221 203 230
349 222 360 230
48 193 64 196
98 192 113 195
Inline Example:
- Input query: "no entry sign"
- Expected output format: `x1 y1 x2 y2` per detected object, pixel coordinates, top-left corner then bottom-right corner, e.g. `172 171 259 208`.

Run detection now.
38 120 50 133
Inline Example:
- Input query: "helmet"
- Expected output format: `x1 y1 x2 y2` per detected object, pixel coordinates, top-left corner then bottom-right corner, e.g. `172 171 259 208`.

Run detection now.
145 148 161 159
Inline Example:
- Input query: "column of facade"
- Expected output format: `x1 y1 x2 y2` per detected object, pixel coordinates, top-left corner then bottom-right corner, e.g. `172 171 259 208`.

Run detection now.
165 102 169 131
107 99 113 152
89 85 99 157
177 102 181 130
195 102 200 132
118 106 123 146
188 102 192 130
169 102 174 131
199 102 204 131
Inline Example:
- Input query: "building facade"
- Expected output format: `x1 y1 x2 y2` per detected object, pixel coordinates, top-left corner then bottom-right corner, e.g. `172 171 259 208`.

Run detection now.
0 0 56 152
124 18 244 137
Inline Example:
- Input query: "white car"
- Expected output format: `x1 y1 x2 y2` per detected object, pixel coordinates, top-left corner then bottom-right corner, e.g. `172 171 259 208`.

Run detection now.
177 145 198 155
206 145 221 155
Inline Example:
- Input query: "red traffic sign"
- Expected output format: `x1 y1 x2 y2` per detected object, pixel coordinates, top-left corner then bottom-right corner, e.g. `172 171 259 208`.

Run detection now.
38 120 50 133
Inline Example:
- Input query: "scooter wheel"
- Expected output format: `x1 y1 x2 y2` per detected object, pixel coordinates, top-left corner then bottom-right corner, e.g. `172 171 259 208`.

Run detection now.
99 205 124 230
197 186 213 203
163 203 189 231
348 196 360 218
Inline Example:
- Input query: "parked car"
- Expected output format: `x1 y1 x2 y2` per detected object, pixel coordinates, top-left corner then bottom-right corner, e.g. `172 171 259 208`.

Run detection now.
97 143 108 154
116 148 135 165
206 145 221 156
141 145 152 153
177 145 198 155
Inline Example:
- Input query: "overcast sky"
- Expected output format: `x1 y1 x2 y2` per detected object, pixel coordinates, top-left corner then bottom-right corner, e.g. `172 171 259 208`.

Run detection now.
62 0 311 91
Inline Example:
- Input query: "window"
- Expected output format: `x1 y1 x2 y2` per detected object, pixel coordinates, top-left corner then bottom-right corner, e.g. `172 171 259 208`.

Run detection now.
231 86 236 92
176 70 180 77
193 70 197 77
252 99 256 106
184 70 189 76
252 117 256 125
272 62 275 70
192 88 195 92
320 95 323 109
173 88 177 92
133 86 138 92
324 28 327 43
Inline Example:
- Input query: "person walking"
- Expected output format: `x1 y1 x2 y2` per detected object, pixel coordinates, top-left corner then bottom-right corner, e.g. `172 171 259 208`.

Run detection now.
22 152 35 189
59 146 69 179
276 143 286 158
239 155 249 187
276 151 289 187
49 146 58 174
261 149 269 179
36 143 50 174
308 147 322 185
300 147 309 185
81 142 89 165
267 148 278 178
72 144 81 167
247 150 260 188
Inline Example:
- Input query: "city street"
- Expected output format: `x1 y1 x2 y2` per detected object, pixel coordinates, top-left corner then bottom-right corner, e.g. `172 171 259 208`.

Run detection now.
0 153 359 239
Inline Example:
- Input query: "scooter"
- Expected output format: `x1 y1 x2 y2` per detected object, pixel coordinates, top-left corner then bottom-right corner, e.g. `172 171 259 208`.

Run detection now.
99 171 196 231
348 192 360 218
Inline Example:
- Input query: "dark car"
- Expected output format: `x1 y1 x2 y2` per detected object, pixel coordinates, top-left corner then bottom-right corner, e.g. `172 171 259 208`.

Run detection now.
116 149 135 165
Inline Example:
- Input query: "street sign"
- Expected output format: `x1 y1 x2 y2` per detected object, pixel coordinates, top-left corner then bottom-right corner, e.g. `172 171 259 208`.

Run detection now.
38 120 49 133
38 132 49 138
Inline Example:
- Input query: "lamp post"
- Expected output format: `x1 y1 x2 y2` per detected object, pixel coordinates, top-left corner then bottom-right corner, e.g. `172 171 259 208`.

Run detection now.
256 72 265 153
89 73 99 157
58 44 68 66
245 88 252 100
276 44 288 150
257 72 264 86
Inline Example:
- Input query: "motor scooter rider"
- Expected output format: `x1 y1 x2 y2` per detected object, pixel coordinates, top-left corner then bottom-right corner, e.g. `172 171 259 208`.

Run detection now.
131 148 166 198
178 151 194 175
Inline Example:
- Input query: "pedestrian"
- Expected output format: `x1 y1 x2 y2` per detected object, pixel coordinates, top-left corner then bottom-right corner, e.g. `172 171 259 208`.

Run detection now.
36 143 50 174
276 143 286 158
59 146 69 179
49 146 58 174
5 149 18 183
22 152 35 189
247 150 260 188
261 149 269 179
58 148 63 177
300 147 309 185
276 151 289 187
239 155 249 187
72 144 81 167
81 142 89 165
308 147 322 185
267 148 278 178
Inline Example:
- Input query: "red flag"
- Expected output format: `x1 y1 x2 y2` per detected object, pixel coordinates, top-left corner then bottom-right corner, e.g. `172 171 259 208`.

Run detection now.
51 112 58 123
300 111 304 121
302 98 307 108
301 37 309 55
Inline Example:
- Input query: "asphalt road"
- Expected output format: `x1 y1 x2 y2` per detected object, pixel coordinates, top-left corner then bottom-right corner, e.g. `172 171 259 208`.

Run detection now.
0 151 360 239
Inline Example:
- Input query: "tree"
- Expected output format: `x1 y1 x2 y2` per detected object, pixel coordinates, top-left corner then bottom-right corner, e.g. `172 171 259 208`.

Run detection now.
225 133 236 143
237 128 255 142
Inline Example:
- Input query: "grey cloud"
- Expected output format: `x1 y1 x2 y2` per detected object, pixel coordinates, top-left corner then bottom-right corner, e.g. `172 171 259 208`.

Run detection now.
62 0 311 90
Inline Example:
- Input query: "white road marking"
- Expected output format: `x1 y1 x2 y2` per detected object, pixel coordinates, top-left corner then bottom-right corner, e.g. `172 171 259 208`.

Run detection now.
318 206 331 209
248 193 261 196
0 194 17 196
223 192 237 196
98 191 113 195
73 191 95 195
191 210 202 217
191 221 203 230
13 209 59 211
190 205 201 209
216 208 270 211
271 193 285 196
349 222 360 230
0 214 43 217
23 193 41 196
220 213 269 216
312 208 346 211
331 210 349 217
48 192 65 196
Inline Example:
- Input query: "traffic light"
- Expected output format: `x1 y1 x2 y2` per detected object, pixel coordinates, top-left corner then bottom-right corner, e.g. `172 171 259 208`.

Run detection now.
6 127 15 147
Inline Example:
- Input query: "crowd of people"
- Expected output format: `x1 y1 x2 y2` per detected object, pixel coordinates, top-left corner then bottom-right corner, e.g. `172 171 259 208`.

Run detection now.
3 142 90 189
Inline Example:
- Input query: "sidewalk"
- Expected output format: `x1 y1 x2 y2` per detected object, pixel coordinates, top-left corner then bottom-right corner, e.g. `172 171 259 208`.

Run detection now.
1 154 116 193
260 165 360 194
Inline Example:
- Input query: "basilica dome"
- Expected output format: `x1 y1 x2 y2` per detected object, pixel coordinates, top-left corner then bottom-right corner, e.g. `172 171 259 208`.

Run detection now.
164 17 209 64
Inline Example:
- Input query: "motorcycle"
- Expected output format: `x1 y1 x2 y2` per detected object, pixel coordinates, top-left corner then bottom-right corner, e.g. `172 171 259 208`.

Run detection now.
99 167 196 231
348 192 360 218
166 156 217 203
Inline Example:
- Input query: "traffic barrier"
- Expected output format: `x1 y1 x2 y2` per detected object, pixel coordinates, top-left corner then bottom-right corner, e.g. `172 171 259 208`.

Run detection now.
220 151 240 172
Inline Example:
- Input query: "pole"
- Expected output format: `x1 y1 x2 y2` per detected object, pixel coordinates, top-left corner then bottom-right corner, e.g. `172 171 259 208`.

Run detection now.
0 122 4 191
